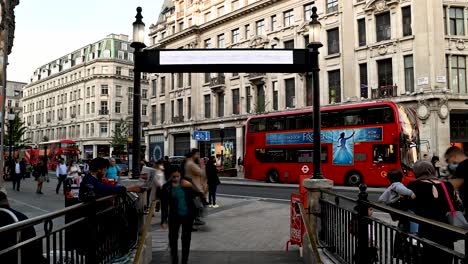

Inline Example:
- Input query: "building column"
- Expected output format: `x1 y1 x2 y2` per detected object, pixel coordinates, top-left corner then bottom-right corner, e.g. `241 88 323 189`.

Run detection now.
190 126 197 149
235 126 244 164
93 145 98 159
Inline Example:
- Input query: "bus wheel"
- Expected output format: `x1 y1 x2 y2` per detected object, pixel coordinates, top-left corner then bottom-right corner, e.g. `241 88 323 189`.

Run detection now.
266 170 280 183
345 171 362 186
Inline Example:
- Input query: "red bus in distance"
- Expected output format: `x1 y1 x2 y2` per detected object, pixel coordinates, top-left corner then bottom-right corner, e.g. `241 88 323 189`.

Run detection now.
38 139 80 170
244 101 419 186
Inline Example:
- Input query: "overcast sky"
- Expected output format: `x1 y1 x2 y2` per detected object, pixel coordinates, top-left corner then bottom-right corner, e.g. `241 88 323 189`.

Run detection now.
8 0 164 83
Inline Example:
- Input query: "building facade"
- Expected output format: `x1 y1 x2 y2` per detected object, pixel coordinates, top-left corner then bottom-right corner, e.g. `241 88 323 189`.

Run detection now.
145 0 468 166
22 34 149 159
6 80 25 117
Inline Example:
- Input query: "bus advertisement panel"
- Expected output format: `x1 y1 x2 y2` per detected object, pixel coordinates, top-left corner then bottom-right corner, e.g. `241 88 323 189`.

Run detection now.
244 102 419 186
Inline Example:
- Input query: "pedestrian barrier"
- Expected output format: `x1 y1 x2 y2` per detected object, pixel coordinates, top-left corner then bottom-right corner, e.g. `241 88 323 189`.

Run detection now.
317 184 468 264
0 194 141 264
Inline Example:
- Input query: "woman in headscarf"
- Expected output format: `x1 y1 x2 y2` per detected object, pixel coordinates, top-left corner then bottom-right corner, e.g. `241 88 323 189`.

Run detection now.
407 160 456 264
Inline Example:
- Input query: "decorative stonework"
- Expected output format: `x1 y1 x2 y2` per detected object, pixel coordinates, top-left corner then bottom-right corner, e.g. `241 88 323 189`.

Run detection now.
249 35 270 48
369 41 398 58
456 39 466 50
364 0 399 14
416 99 431 121
438 97 450 122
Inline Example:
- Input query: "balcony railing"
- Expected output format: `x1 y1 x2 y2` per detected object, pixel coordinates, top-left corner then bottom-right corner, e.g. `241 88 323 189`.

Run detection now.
58 116 63 121
247 72 266 80
371 85 398 99
47 118 51 122
99 109 109 115
71 113 76 118
172 115 184 123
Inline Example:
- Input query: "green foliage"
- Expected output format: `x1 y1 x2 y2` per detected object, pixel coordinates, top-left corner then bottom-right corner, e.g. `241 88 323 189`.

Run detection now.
5 115 29 148
110 119 129 152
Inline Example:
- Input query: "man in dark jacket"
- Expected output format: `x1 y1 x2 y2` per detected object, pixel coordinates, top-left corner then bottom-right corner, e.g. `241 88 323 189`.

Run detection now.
161 165 199 264
0 190 46 264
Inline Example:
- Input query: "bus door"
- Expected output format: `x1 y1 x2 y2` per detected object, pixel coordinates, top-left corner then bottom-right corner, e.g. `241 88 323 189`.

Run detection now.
369 144 397 185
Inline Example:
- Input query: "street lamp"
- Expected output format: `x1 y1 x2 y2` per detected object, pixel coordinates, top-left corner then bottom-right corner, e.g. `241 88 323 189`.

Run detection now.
130 7 146 179
308 7 324 179
7 110 15 162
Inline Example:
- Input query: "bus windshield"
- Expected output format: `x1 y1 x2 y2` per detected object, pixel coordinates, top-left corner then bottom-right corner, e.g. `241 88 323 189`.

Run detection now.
398 104 419 168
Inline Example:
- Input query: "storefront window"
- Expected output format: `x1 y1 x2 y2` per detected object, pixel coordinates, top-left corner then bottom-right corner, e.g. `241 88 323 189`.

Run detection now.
199 128 237 170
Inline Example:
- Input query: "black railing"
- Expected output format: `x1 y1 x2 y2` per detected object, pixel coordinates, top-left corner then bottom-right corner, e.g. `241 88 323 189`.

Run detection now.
99 109 109 115
371 85 398 99
0 194 139 264
319 185 468 264
209 75 225 87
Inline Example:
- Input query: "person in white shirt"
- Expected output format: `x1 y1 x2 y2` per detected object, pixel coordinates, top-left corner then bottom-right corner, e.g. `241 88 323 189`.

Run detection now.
56 159 68 194
67 160 81 185
12 158 23 191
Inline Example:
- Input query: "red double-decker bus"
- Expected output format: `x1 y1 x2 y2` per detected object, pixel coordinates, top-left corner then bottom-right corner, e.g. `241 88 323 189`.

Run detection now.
38 139 80 170
244 101 419 186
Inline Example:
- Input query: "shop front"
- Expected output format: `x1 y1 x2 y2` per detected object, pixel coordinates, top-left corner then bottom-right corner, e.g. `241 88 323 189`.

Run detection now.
149 134 165 162
450 112 468 153
97 145 110 157
199 127 237 170
83 145 94 160
173 133 191 156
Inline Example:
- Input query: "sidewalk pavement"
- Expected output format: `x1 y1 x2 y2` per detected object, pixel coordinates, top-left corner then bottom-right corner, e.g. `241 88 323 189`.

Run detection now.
150 196 335 263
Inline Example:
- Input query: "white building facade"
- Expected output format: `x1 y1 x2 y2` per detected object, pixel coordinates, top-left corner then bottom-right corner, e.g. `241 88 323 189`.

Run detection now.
22 34 150 159
144 0 468 166
6 80 26 117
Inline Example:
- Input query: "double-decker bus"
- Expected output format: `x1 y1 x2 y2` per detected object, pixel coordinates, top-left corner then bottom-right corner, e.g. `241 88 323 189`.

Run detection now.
244 101 419 186
37 139 80 170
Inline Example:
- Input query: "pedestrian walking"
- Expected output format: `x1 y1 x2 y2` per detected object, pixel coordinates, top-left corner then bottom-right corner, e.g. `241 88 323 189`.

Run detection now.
20 158 27 180
206 156 220 208
105 158 120 183
34 160 48 194
184 149 208 226
237 157 243 172
56 159 68 194
68 160 81 185
11 158 23 191
161 165 199 264
407 160 457 264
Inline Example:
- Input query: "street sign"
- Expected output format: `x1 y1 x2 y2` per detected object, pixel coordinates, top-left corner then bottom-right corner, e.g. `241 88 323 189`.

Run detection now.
193 131 210 141
301 165 309 174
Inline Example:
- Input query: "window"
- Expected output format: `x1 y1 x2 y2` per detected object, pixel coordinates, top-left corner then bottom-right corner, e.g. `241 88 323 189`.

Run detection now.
101 85 108 95
327 28 340 55
115 102 121 113
284 10 294 27
245 24 251 39
357 19 366 46
161 76 166 94
86 124 89 137
376 12 391 42
188 97 192 119
450 55 467 93
118 51 124 60
116 66 122 75
231 0 239 10
91 102 95 113
404 55 415 93
160 103 166 123
377 58 393 87
121 42 128 50
285 78 295 108
232 28 240 44
188 73 192 86
176 73 183 88
271 15 277 31
217 34 225 48
373 144 397 163
142 104 147 116
116 85 122 96
272 81 278 110
304 4 313 20
100 123 108 137
177 99 183 118
246 87 251 113
327 0 338 13
217 93 224 117
171 100 175 118
151 105 157 125
86 103 90 114
359 63 368 98
204 38 212 48
328 70 341 103
284 40 294 49
232 89 240 115
179 22 184 31
256 19 265 35
450 7 465 36
91 86 95 96
142 89 148 99
204 12 211 22
204 95 211 118
402 6 412 36
100 101 108 112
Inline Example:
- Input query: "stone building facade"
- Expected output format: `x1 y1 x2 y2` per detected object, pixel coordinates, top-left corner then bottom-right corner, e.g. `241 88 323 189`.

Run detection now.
144 0 468 164
6 80 26 117
21 34 149 159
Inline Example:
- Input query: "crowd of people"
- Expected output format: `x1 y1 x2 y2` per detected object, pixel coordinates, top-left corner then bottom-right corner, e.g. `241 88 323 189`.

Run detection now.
374 146 468 264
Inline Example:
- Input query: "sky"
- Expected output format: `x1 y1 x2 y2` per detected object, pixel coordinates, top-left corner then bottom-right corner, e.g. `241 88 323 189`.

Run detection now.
8 0 164 83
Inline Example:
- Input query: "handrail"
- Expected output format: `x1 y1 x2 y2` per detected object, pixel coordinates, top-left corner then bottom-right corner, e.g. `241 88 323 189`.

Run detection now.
133 201 156 264
296 203 323 264
320 189 358 203
0 195 116 234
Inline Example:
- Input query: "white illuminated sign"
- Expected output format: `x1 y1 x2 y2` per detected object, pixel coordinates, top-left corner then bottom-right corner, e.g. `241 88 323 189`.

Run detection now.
159 50 294 65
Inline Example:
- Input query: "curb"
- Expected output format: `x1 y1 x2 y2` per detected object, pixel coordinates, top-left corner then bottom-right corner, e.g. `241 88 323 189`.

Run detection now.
220 178 385 193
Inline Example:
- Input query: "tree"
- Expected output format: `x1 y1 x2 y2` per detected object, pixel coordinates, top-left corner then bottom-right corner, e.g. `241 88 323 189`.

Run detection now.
110 119 129 154
5 115 29 148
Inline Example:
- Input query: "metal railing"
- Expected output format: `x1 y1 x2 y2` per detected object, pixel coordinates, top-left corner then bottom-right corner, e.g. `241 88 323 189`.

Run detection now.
319 185 468 264
296 202 323 264
371 85 398 99
0 194 140 264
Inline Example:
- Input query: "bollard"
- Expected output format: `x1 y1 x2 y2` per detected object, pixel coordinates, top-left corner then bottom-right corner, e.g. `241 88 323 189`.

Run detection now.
357 184 370 264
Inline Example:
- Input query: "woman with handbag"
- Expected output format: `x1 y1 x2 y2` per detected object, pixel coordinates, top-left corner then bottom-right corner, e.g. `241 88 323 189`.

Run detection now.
161 165 199 264
407 160 459 264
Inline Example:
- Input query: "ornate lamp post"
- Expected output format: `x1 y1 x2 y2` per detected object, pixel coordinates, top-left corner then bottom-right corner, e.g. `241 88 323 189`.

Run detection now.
130 7 146 179
308 7 324 179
